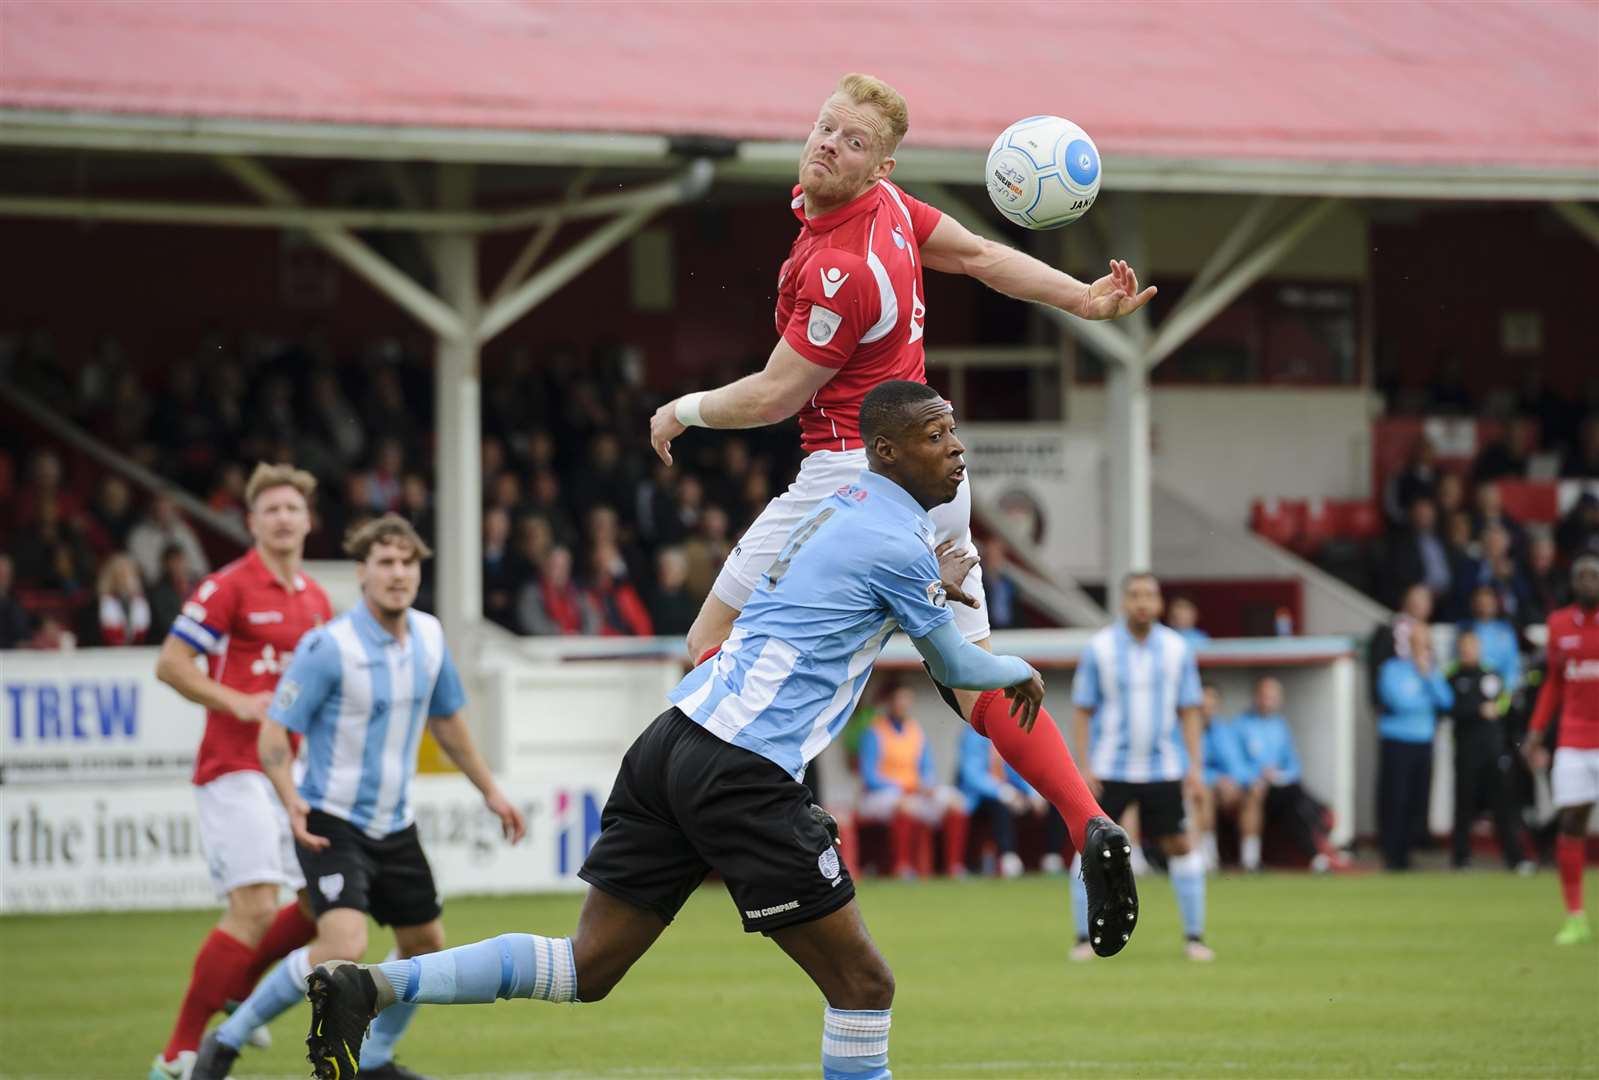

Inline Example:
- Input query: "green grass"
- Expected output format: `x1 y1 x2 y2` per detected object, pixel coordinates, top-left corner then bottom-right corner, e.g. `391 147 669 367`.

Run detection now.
2 871 1596 1079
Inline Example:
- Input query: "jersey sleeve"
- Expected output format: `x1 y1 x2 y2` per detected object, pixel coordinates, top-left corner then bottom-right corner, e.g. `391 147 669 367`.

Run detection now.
897 186 944 244
428 645 467 718
169 569 240 655
1529 634 1565 734
868 543 955 639
780 250 880 369
268 627 341 734
1072 643 1102 709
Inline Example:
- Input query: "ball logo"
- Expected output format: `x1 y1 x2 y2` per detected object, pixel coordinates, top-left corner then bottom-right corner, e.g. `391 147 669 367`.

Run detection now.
818 846 841 881
1078 153 1092 170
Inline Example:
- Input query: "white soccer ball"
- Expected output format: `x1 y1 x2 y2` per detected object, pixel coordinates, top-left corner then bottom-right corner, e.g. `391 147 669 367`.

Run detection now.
984 115 1102 230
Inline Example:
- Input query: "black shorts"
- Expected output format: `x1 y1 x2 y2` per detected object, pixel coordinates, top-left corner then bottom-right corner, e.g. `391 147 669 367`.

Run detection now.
579 708 854 934
1097 780 1187 840
296 810 442 928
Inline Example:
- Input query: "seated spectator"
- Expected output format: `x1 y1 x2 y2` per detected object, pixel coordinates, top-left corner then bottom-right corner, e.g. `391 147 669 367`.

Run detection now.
127 492 209 585
1386 498 1451 608
584 541 652 637
306 368 365 468
0 553 32 648
647 547 699 638
1444 630 1530 872
856 684 964 879
146 542 195 641
1472 482 1526 555
1168 595 1211 647
85 475 139 555
1560 414 1599 478
487 468 525 519
1192 684 1250 871
11 496 95 596
584 504 643 585
26 611 76 651
956 724 1066 877
1478 526 1535 626
1377 622 1452 870
981 535 1020 631
1231 677 1340 872
528 468 579 549
571 431 636 525
1557 493 1599 560
482 508 519 632
399 472 434 545
1527 532 1567 619
517 545 594 635
1383 436 1438 526
1471 415 1537 485
355 437 406 514
96 552 150 646
681 503 733 599
1439 510 1480 623
1461 584 1522 695
13 449 81 530
1435 471 1467 522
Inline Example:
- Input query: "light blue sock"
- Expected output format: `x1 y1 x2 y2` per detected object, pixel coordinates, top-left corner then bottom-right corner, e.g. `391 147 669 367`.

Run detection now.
378 933 576 1005
359 1001 418 1068
215 946 311 1051
821 1006 891 1080
1069 853 1089 940
1169 850 1207 938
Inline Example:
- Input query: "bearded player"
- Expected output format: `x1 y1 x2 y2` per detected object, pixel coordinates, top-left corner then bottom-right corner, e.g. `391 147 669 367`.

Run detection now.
649 73 1152 866
1523 553 1599 946
148 465 333 1079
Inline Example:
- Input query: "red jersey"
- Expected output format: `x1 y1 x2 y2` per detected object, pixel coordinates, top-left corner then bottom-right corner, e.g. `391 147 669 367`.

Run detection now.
1530 605 1599 750
169 548 333 784
775 179 942 453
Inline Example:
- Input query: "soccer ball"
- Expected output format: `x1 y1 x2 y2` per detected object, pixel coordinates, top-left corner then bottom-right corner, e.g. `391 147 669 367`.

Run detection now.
984 115 1101 230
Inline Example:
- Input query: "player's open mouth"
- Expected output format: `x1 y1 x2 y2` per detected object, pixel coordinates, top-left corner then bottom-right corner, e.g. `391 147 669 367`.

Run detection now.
950 466 965 483
808 160 832 173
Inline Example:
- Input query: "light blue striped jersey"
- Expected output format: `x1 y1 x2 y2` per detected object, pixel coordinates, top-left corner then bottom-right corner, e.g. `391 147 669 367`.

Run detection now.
269 602 466 839
671 470 954 778
1071 621 1202 782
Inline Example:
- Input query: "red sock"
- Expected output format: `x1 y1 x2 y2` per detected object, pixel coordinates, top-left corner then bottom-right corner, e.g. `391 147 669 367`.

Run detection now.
245 902 317 985
913 821 934 878
942 809 969 876
1557 834 1586 915
889 813 915 875
972 690 1104 849
162 929 256 1059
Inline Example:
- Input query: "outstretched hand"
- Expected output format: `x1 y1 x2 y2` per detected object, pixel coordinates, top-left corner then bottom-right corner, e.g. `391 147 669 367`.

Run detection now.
935 539 982 609
1080 260 1156 320
650 402 686 466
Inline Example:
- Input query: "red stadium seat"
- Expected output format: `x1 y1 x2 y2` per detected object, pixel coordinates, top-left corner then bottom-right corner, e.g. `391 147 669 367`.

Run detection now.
1297 498 1338 556
1496 480 1559 524
1250 498 1306 550
1331 499 1383 541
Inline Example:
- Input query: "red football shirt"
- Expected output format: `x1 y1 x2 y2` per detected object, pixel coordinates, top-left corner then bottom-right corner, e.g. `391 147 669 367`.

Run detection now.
1529 605 1599 750
169 548 333 784
775 179 942 453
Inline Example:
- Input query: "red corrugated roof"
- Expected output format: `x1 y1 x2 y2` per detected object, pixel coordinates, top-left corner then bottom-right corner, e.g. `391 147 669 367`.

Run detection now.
3 0 1596 170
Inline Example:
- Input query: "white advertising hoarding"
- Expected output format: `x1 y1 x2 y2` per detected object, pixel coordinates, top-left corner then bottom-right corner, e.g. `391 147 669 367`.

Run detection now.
1 648 200 784
959 423 1103 578
0 772 615 914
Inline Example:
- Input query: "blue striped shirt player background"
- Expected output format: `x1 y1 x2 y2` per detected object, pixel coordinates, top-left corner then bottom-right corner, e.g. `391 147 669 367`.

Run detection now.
269 601 466 838
1072 620 1203 783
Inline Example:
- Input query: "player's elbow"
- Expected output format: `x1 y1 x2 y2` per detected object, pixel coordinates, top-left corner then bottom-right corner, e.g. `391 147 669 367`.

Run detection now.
753 383 803 425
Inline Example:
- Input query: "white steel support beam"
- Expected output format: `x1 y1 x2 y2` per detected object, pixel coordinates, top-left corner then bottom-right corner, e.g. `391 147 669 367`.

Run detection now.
489 167 596 305
482 169 706 233
1105 358 1153 595
916 182 1141 369
217 155 467 340
1551 201 1599 250
1143 197 1337 367
1184 194 1280 300
0 194 488 231
432 165 482 646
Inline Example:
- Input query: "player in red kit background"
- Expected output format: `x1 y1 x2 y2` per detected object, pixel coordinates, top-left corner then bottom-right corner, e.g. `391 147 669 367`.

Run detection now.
1524 553 1599 946
648 73 1151 896
148 464 333 1079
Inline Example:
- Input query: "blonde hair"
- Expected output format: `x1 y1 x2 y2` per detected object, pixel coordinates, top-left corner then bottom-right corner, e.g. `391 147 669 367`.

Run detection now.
835 73 909 153
344 513 433 563
245 462 316 509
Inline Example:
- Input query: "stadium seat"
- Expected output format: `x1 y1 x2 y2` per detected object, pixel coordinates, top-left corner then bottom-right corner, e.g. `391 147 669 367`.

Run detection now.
1496 480 1560 524
1250 498 1307 550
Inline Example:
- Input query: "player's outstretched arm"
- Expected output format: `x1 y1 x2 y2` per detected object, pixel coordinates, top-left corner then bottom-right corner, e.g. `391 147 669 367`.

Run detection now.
921 214 1155 321
912 620 1044 730
650 339 837 465
429 711 527 843
258 718 328 851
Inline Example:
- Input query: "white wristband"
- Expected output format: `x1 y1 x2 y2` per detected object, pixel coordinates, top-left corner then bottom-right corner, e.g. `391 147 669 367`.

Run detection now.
674 390 709 428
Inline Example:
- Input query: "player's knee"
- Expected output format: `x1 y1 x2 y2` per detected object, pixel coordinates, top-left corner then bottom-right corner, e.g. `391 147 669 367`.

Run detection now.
320 922 368 961
1561 806 1592 835
570 937 624 1002
840 958 895 1011
399 923 446 958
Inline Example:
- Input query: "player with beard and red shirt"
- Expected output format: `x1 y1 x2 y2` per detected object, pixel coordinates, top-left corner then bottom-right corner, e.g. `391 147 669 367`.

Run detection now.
1524 553 1599 946
148 464 333 1079
648 73 1151 871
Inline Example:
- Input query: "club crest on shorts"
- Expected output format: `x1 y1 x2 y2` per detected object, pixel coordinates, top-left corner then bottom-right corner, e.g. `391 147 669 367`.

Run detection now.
926 580 948 608
807 305 843 346
318 873 344 902
818 846 841 881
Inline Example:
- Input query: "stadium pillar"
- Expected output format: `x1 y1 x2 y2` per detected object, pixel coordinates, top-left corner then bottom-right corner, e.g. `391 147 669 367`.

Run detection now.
434 164 483 646
1105 358 1152 593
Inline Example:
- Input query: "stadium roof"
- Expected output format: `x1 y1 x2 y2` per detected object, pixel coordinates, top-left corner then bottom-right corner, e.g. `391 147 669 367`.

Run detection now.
3 0 1597 199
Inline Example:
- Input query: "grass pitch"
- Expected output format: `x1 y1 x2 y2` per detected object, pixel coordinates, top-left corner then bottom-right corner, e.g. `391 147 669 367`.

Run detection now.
1 870 1595 1079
